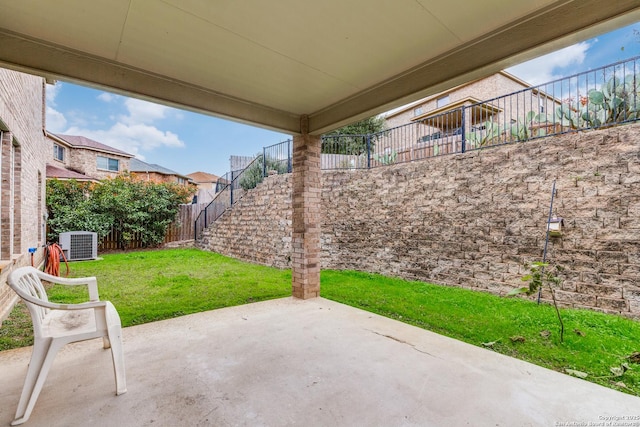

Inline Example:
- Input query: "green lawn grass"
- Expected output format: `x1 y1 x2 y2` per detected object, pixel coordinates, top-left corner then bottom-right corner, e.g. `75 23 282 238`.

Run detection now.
321 270 640 396
47 248 292 326
1 248 639 396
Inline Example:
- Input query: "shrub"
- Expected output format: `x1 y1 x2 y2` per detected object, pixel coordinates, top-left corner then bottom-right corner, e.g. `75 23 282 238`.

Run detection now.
47 175 191 248
239 155 289 191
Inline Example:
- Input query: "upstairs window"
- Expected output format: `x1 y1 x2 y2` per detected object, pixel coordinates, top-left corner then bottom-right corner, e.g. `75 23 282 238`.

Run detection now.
97 156 119 172
53 144 65 162
436 95 450 108
413 107 423 117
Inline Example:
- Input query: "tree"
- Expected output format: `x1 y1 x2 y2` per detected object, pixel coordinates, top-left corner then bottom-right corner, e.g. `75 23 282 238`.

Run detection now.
509 262 565 343
46 175 191 249
91 175 191 249
46 179 112 242
322 116 386 155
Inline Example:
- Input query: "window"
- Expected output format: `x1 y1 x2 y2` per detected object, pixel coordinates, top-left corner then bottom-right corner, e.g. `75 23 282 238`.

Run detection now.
53 144 65 161
539 99 545 113
97 156 119 172
436 95 450 108
177 177 186 185
413 107 423 117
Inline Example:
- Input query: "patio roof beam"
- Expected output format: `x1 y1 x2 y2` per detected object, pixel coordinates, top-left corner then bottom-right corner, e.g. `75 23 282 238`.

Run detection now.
0 2 638 136
0 29 301 135
307 0 640 134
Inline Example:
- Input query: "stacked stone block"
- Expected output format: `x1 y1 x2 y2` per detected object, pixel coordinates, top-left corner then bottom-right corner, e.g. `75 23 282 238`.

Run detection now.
200 173 292 269
198 124 640 318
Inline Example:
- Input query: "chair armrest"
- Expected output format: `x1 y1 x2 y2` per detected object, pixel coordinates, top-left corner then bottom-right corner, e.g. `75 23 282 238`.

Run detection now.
36 270 100 302
16 292 107 311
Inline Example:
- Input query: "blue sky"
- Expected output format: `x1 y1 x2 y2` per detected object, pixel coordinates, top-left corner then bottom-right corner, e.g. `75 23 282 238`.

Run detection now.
46 21 640 177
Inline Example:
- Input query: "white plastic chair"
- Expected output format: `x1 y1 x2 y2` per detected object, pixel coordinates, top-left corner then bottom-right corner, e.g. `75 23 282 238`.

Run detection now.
6 266 126 425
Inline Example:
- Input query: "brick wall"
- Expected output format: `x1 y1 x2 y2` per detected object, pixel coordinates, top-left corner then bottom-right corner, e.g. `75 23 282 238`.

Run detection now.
198 124 640 318
68 148 130 180
130 171 194 191
0 69 48 322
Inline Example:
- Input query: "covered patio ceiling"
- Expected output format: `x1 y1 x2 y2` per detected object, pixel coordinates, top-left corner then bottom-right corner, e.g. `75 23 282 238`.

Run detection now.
0 1 639 135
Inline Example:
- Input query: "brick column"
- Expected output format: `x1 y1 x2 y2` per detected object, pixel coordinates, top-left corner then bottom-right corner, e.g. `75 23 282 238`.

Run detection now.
12 143 22 255
0 132 12 260
291 116 321 299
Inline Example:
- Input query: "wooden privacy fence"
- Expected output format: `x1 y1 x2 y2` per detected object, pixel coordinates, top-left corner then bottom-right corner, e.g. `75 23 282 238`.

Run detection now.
100 203 204 250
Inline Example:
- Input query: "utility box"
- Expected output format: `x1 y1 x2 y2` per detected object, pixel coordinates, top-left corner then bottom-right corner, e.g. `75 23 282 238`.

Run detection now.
59 231 98 261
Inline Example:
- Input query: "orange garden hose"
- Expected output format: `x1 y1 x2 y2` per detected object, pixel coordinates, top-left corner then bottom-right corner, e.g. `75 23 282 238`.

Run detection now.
43 243 70 277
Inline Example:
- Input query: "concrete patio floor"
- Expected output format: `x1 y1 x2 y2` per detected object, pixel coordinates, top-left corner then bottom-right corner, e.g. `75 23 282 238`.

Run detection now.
0 297 639 426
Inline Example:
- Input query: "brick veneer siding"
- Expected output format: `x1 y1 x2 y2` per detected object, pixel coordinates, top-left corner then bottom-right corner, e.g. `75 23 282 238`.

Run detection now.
67 148 130 180
198 124 640 318
0 69 48 323
385 73 530 129
130 172 194 190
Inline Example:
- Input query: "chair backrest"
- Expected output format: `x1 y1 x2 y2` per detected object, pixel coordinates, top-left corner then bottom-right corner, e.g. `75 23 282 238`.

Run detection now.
7 267 51 336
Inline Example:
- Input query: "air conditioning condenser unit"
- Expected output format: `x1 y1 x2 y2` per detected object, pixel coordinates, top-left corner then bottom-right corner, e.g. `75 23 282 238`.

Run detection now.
59 231 98 261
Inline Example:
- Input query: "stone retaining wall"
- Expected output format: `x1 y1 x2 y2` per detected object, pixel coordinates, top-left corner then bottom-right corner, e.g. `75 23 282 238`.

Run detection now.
198 125 640 318
200 174 292 268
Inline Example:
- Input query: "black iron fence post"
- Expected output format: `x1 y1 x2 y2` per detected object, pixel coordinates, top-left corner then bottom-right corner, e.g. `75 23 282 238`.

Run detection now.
288 139 292 173
230 180 234 206
461 107 466 153
366 134 371 169
262 146 267 178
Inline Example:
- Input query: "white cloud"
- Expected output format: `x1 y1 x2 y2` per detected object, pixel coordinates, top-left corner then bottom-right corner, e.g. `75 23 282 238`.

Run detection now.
65 122 184 158
98 92 117 103
45 82 67 132
46 82 62 106
46 86 185 159
507 41 592 85
46 106 68 133
121 98 171 125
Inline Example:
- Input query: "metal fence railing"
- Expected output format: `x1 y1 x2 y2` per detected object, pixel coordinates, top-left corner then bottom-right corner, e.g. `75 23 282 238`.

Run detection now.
263 139 292 175
195 140 293 240
323 55 640 165
196 56 640 238
321 134 369 170
464 55 640 150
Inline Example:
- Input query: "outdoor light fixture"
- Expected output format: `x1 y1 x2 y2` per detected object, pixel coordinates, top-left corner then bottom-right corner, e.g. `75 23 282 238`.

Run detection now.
547 217 564 237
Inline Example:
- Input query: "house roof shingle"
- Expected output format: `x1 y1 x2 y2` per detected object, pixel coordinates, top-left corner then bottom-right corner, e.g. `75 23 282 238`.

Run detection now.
46 163 99 182
186 171 220 183
53 134 134 157
129 158 190 180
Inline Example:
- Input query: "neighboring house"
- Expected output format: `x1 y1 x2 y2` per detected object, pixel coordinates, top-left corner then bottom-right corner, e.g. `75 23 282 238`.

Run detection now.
186 171 221 204
128 158 194 188
47 133 134 181
187 171 220 191
0 68 49 322
46 163 100 183
379 71 560 161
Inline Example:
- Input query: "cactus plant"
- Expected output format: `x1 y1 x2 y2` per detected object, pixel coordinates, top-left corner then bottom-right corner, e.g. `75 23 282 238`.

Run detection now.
467 120 502 148
510 110 547 142
556 74 640 129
